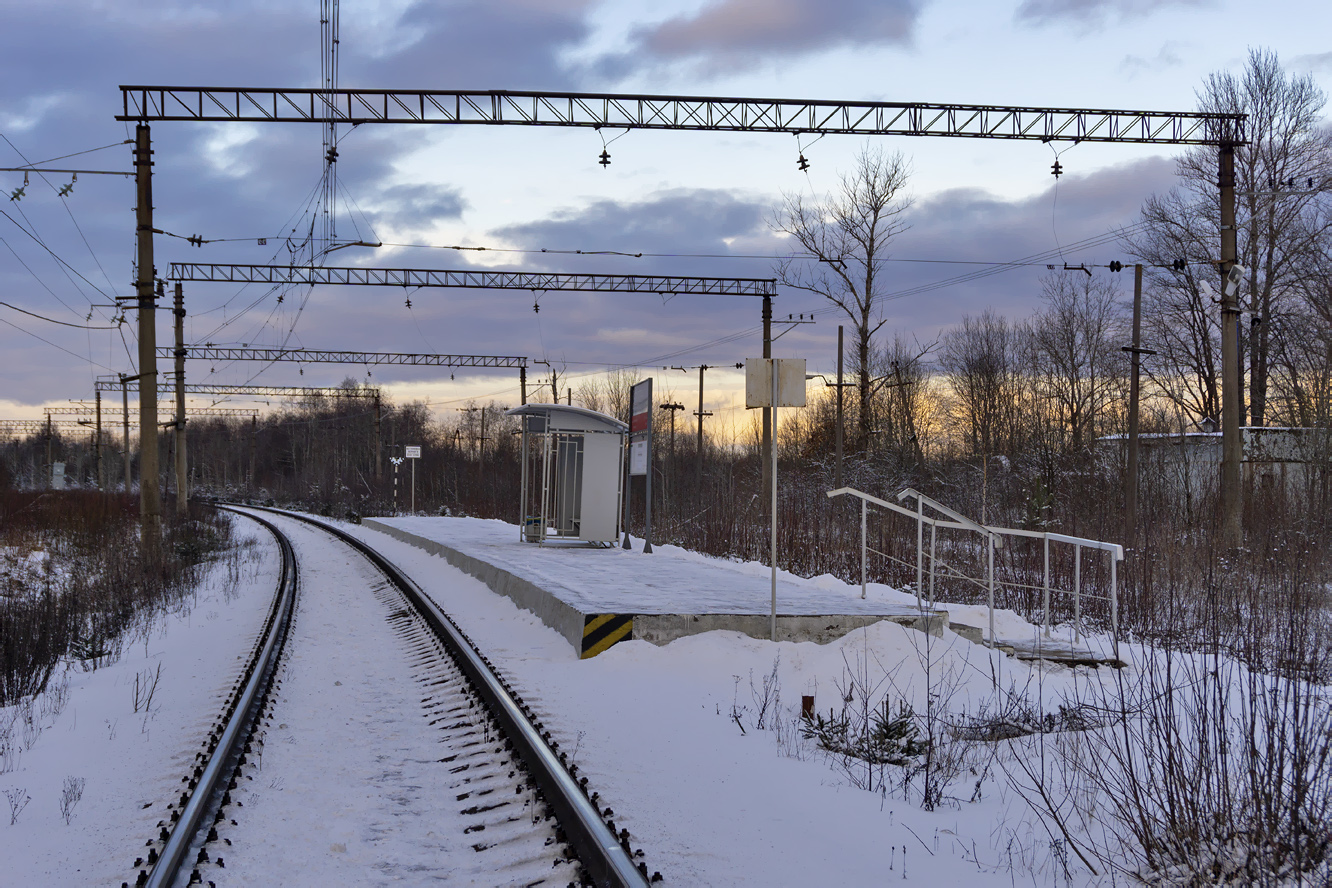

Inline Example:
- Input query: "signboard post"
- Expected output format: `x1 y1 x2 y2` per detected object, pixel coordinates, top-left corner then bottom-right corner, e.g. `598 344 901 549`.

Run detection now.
405 445 421 513
746 358 806 640
389 455 404 515
626 379 653 553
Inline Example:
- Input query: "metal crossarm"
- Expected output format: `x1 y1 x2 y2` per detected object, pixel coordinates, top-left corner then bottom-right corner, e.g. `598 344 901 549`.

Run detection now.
93 379 380 398
156 347 527 368
119 87 1246 145
46 406 258 417
168 263 777 296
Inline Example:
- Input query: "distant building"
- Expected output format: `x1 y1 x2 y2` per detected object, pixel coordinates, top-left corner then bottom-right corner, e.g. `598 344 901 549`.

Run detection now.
1102 426 1329 496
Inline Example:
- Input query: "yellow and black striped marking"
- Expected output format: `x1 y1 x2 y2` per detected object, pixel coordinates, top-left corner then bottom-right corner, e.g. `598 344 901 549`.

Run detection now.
581 614 633 658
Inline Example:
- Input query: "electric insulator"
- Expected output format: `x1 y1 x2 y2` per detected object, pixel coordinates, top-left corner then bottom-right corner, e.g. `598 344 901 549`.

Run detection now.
598 149 611 167
1051 160 1063 178
797 154 810 171
1109 261 1123 272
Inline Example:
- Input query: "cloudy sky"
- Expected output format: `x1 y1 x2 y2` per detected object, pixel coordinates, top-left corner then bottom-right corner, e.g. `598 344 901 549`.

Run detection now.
2 0 1330 426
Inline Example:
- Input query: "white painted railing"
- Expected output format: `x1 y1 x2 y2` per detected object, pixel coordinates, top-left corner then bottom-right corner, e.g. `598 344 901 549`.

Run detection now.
827 487 1123 645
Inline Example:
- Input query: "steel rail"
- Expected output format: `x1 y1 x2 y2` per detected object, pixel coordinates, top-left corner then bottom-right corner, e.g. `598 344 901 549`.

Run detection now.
248 505 651 888
143 507 297 888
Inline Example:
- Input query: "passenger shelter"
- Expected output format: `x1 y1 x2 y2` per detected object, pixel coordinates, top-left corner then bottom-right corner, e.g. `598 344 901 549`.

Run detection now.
506 404 627 546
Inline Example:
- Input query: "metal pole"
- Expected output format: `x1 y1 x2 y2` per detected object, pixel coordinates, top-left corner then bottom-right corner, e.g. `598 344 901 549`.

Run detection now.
95 390 103 490
929 523 938 607
1219 144 1243 547
519 415 529 538
122 376 131 494
411 456 416 513
1126 264 1143 546
1042 534 1051 638
915 497 924 607
859 497 867 600
45 414 52 489
1074 545 1082 643
520 365 527 405
644 400 653 555
987 536 996 648
835 325 844 490
134 124 161 543
173 282 188 512
249 414 257 489
770 358 779 642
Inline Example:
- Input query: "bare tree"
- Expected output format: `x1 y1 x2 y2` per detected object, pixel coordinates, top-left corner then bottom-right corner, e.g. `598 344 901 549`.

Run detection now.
871 333 934 465
939 310 1027 460
771 145 913 447
1127 48 1332 427
1028 272 1127 452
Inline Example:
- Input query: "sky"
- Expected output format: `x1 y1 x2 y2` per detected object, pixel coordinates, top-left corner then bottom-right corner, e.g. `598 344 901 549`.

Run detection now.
2 0 1330 428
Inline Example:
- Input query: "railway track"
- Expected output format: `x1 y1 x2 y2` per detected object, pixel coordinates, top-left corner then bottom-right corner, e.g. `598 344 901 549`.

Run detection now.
126 506 656 888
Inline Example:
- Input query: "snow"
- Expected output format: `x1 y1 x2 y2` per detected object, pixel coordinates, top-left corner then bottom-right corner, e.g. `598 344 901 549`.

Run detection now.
3 511 1121 886
0 522 279 885
369 515 929 618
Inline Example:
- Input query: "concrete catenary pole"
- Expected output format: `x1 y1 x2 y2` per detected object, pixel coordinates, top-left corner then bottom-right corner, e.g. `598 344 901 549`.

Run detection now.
173 282 188 512
134 124 161 543
95 389 103 490
1219 144 1242 548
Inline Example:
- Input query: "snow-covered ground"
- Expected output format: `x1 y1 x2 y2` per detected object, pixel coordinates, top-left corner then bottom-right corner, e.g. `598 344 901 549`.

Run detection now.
0 522 279 885
3 511 1122 886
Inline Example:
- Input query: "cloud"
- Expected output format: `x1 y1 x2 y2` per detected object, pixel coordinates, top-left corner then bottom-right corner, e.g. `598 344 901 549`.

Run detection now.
356 0 596 89
1015 0 1210 28
1120 42 1186 77
876 156 1177 335
1290 51 1332 77
597 0 921 77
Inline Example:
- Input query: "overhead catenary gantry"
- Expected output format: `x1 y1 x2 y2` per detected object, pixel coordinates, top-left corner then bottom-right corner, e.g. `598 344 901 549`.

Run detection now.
169 263 777 297
119 84 1250 545
151 347 528 482
119 87 1243 145
155 346 527 368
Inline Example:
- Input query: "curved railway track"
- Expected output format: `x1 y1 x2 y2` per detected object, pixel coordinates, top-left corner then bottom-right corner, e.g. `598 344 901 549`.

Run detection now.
127 506 655 888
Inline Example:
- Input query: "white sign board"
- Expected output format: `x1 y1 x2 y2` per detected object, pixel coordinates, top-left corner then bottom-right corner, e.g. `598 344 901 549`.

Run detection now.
404 445 421 459
745 358 807 408
629 440 649 476
51 462 66 490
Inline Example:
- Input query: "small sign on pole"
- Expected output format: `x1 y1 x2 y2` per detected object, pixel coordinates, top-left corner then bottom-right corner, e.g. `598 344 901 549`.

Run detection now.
746 358 806 640
405 445 421 512
626 379 653 552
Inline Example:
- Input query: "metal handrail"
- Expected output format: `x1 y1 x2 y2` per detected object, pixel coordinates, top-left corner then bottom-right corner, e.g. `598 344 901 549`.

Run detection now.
828 487 1122 647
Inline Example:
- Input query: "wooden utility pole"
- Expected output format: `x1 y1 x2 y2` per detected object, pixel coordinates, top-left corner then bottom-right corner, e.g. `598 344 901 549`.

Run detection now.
835 325 844 490
1219 144 1242 548
122 375 131 493
694 365 712 489
519 365 527 405
660 402 683 461
173 282 188 512
1125 264 1145 547
134 124 161 543
761 295 772 505
45 414 53 488
374 391 383 480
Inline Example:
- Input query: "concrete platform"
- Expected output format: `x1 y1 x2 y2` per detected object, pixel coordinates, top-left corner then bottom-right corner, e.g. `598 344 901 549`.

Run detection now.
363 517 952 658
